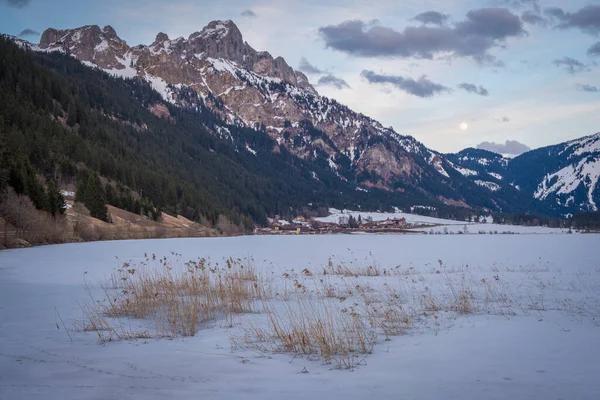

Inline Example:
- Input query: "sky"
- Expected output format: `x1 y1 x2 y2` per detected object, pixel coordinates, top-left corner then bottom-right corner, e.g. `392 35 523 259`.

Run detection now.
1 0 599 155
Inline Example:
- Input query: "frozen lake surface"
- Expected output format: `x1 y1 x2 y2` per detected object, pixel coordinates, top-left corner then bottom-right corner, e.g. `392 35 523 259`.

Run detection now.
1 234 599 399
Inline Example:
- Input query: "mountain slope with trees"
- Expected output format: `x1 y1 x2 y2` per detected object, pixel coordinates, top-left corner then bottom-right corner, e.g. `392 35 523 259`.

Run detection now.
3 31 596 237
0 35 442 230
16 22 553 216
447 133 600 216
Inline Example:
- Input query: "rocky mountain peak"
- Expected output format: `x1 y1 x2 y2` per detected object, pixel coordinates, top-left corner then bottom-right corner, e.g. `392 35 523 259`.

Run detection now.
102 25 118 40
187 20 251 67
31 21 455 198
153 32 170 45
39 24 129 70
190 20 240 42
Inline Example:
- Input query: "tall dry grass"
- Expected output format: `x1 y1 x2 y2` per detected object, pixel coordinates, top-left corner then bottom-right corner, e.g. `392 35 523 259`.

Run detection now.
77 253 600 368
240 298 376 368
78 255 270 342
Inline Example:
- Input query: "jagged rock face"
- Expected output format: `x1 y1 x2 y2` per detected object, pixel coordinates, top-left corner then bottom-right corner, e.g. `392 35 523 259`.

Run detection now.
358 145 418 183
34 20 491 208
188 21 247 64
40 25 129 70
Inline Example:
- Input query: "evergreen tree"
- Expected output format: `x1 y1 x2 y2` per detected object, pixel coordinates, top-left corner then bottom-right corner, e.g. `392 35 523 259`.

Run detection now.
76 170 108 221
46 179 66 216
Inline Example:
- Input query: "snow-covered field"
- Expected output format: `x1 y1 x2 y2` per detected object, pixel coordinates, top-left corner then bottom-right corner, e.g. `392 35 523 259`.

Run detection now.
315 208 469 225
1 235 599 399
315 208 571 234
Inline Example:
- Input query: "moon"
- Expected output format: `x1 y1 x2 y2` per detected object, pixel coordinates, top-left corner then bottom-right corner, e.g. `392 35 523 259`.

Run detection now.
460 122 469 131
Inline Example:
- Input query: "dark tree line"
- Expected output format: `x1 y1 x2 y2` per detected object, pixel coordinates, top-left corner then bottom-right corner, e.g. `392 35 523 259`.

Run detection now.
569 211 600 231
0 141 65 217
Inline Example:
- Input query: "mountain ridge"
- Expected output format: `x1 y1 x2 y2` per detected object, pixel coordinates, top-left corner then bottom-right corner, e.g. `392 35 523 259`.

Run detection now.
20 21 533 213
448 132 600 214
4 20 599 217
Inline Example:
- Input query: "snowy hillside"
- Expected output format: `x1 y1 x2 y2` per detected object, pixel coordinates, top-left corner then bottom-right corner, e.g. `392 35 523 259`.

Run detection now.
511 132 600 213
532 133 600 211
448 133 600 214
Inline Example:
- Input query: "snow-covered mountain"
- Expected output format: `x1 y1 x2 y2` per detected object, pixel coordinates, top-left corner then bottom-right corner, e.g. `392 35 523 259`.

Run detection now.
448 133 600 214
31 22 455 191
9 21 597 215
445 148 510 193
512 133 600 213
11 21 523 212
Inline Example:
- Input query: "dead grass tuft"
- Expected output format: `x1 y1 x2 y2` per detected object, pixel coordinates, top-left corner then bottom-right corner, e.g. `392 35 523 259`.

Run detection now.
243 298 375 368
326 258 383 277
78 255 270 341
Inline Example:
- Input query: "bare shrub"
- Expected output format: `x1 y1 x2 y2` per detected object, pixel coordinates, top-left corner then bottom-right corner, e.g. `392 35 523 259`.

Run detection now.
0 188 70 246
216 215 235 235
74 220 99 241
216 215 245 236
72 201 90 216
199 215 213 229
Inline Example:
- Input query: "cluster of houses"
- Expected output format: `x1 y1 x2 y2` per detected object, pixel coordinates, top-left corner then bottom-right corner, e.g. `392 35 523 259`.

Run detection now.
255 216 408 235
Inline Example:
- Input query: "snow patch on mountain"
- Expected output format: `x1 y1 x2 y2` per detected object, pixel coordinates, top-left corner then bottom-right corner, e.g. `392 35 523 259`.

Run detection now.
94 39 109 53
454 166 478 177
474 180 501 192
563 132 600 157
193 21 231 41
103 53 138 79
145 75 180 104
429 154 449 177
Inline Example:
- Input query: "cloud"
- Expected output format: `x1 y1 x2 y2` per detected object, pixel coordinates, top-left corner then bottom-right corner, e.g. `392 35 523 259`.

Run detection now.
544 7 565 20
552 57 586 74
18 28 40 37
317 74 350 89
502 0 540 13
588 42 600 57
298 57 323 74
477 139 531 155
318 8 525 64
361 70 450 98
298 58 347 89
544 5 600 35
0 0 30 7
457 82 489 96
240 9 256 18
576 84 599 93
521 11 547 27
412 11 449 26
